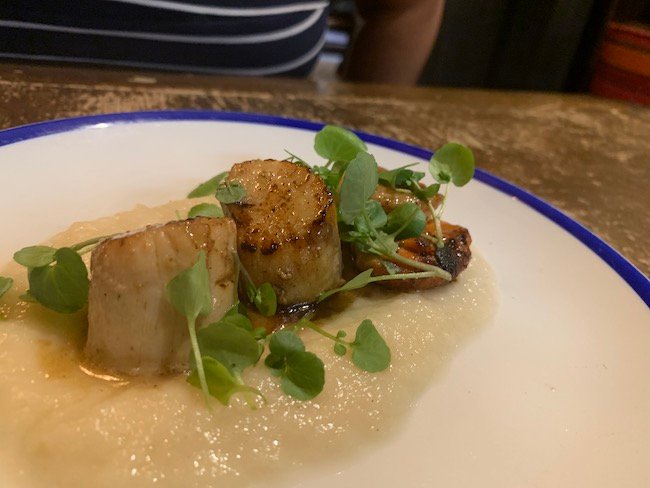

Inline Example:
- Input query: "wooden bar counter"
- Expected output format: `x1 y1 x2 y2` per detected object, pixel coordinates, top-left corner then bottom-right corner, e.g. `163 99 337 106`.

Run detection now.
1 61 648 276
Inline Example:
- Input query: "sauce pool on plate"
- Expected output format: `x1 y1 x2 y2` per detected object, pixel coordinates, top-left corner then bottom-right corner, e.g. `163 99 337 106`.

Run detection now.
0 200 498 488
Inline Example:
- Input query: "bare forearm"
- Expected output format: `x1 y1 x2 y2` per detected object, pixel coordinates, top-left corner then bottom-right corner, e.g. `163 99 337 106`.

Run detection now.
345 0 446 85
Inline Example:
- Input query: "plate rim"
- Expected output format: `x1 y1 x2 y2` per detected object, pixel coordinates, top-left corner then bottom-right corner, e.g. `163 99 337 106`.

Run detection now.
1 109 648 306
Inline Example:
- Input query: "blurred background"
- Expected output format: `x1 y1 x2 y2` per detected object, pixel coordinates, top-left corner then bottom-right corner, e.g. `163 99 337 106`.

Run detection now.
324 0 650 104
1 0 648 105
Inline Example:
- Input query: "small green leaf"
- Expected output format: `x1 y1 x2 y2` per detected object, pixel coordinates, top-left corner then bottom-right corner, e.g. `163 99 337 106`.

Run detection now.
165 250 212 322
314 125 367 163
187 172 228 198
339 151 379 225
318 269 373 302
14 246 57 268
351 320 391 373
28 248 89 313
409 182 440 201
284 150 310 167
215 181 246 204
188 203 224 219
336 330 347 339
385 202 426 240
0 277 13 299
188 356 263 406
281 351 325 400
265 330 325 400
268 330 306 357
220 303 254 331
333 343 347 356
353 200 387 234
197 322 261 376
253 327 268 340
429 143 475 186
378 164 424 189
254 283 277 317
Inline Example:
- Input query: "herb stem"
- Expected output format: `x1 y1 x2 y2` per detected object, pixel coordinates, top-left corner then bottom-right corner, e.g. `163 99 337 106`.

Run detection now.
302 320 343 343
187 316 212 410
389 251 451 279
427 201 445 249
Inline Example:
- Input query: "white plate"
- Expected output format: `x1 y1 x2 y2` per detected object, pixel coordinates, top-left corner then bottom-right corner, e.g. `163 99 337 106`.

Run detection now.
1 112 648 487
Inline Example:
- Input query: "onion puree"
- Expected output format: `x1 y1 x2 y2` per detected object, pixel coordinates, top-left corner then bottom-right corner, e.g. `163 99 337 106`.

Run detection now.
0 200 498 488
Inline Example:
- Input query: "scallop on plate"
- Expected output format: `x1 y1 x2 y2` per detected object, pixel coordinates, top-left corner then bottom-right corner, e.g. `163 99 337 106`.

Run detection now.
0 111 648 488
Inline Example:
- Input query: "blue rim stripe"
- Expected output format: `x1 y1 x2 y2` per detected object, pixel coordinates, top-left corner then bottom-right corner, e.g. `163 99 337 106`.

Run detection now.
1 109 648 307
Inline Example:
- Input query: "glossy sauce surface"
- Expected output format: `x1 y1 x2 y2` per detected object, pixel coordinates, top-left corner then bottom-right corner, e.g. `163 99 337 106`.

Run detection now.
0 200 498 488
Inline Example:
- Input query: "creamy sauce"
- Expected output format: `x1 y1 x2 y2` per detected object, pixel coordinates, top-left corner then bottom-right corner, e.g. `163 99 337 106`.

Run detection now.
0 201 498 488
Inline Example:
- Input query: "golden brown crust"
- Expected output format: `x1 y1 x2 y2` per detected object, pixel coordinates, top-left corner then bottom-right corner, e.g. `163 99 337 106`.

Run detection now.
225 159 343 305
227 159 334 255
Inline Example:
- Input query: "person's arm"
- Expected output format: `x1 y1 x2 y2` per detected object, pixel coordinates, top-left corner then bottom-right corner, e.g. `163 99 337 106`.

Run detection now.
344 0 445 85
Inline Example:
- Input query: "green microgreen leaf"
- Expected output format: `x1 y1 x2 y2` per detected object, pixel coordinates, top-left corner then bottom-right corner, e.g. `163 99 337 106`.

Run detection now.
350 320 391 372
0 277 13 299
318 269 373 302
187 172 228 198
284 150 310 167
315 159 349 193
165 250 212 323
220 302 254 331
188 203 224 219
378 164 424 189
339 151 379 225
353 200 387 235
280 352 325 400
196 322 261 376
215 180 246 204
410 182 440 201
188 356 264 406
28 248 89 313
254 283 277 317
429 143 475 186
333 343 347 356
14 245 57 268
265 330 325 400
314 125 367 163
166 251 214 407
385 202 426 240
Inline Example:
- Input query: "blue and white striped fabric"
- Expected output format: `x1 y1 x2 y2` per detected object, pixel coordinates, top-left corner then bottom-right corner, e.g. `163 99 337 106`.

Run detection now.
0 0 329 76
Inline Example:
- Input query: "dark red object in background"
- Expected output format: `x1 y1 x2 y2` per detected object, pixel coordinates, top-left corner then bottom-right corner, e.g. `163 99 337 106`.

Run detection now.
590 21 650 105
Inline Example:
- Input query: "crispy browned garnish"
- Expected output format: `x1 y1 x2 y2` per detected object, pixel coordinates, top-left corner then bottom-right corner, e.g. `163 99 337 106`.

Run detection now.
355 220 471 291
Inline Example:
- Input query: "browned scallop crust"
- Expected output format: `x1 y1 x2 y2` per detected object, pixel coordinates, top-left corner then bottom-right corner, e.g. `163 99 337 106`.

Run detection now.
354 221 472 291
226 159 343 306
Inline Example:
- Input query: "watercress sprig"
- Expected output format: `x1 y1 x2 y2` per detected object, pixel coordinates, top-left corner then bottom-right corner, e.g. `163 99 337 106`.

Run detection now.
264 329 325 400
166 250 214 406
337 152 450 277
190 303 266 407
311 124 368 192
298 317 391 373
237 258 277 317
12 234 114 313
317 268 451 302
426 143 475 246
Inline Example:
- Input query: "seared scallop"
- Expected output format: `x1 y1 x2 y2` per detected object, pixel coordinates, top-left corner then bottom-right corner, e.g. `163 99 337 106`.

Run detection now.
225 159 343 306
85 217 237 375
